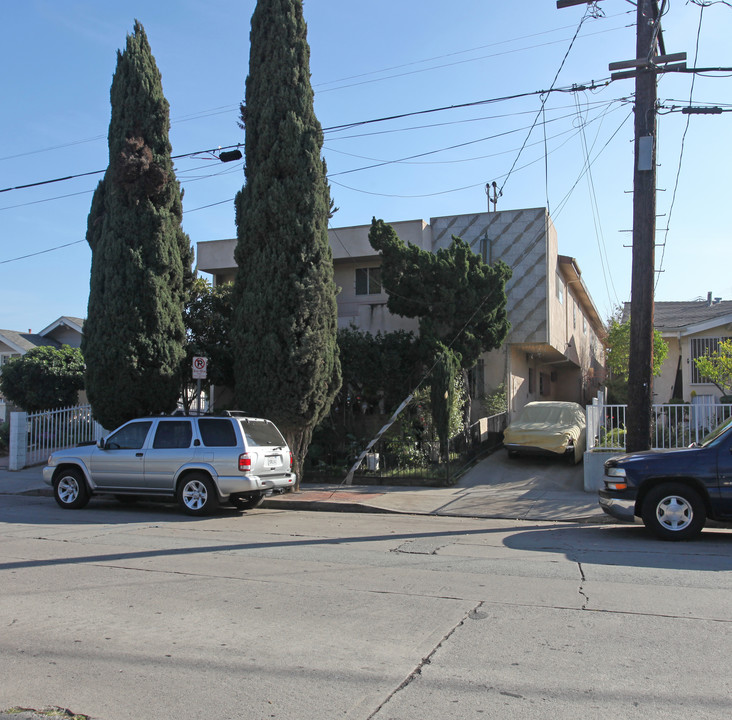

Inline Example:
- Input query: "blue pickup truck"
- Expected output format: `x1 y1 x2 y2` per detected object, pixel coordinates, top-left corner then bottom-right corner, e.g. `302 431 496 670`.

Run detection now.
599 415 732 540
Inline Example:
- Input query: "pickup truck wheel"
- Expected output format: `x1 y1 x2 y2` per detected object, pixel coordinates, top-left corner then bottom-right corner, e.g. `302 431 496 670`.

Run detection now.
177 473 218 516
641 483 706 541
53 469 90 509
231 493 266 510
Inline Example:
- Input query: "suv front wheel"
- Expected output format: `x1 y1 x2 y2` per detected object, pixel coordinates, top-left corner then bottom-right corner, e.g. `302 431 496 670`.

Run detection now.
53 468 90 509
641 482 706 541
177 473 218 516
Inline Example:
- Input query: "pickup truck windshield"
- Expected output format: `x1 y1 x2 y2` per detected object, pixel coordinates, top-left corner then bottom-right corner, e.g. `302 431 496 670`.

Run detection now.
701 416 732 447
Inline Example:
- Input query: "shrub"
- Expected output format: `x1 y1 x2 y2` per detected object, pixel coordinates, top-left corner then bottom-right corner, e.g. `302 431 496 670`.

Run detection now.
0 421 9 453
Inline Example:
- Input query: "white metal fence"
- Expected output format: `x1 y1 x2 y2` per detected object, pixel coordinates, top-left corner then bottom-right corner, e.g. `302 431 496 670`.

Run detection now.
586 400 732 451
9 404 106 469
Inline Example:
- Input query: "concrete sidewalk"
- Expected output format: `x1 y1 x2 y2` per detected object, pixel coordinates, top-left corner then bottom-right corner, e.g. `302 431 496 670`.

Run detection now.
0 452 609 523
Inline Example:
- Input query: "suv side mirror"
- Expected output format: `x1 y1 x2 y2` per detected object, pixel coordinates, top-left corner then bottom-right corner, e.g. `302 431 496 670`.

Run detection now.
97 438 106 450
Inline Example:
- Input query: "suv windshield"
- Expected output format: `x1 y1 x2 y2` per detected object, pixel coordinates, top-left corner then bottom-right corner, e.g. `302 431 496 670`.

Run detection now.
238 419 285 447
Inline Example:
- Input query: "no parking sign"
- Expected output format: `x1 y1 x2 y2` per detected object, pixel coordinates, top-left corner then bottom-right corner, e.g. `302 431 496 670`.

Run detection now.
192 356 208 380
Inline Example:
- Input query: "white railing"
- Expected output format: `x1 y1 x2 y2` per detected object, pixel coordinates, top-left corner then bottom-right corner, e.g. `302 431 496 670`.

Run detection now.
586 400 732 451
10 404 106 469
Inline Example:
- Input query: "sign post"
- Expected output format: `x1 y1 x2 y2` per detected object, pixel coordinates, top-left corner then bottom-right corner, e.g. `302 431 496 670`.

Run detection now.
192 357 208 415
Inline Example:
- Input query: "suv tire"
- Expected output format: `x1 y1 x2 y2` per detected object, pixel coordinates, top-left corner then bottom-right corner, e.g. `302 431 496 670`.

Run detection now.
641 482 706 541
177 472 218 516
231 492 266 510
53 468 90 510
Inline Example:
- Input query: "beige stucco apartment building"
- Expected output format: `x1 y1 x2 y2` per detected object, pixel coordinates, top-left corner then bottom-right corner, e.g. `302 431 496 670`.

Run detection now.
197 207 606 419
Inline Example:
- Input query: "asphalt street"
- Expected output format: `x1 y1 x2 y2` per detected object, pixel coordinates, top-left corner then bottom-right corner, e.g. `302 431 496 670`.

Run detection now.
0 493 730 720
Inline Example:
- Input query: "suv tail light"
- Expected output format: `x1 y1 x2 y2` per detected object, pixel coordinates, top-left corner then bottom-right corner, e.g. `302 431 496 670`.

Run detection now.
239 453 252 473
289 453 293 471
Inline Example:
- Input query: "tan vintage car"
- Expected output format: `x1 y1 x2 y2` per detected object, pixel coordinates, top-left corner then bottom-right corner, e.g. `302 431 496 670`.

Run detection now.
503 401 586 464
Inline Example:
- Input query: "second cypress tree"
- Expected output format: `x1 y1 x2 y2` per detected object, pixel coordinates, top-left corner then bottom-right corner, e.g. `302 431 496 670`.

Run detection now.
232 0 341 486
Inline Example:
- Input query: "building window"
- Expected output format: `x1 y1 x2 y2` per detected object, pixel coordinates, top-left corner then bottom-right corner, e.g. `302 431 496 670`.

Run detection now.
691 337 732 384
582 316 587 334
355 267 382 295
573 302 577 329
556 273 564 305
528 368 534 394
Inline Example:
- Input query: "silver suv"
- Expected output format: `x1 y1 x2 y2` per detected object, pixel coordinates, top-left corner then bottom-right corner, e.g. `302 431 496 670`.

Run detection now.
43 414 295 515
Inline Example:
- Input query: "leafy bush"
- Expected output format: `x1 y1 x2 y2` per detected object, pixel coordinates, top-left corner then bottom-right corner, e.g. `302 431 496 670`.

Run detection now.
481 383 507 416
0 421 9 453
0 346 84 412
596 427 626 448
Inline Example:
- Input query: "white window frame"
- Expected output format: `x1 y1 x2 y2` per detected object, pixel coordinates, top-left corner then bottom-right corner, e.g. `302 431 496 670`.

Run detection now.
355 267 383 296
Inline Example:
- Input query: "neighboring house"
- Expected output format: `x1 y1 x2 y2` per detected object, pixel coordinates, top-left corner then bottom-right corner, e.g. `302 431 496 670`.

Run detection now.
0 316 84 420
196 207 606 419
625 295 732 404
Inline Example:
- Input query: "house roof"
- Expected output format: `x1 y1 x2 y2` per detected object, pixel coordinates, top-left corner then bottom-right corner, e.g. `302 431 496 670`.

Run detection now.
623 300 732 335
39 316 84 336
0 330 61 354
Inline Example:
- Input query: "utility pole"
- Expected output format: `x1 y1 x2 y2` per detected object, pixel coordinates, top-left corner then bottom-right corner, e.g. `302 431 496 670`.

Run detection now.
625 0 658 452
559 0 684 452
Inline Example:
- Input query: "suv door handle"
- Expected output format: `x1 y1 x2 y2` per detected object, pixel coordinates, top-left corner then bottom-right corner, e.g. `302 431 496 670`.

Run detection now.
136 453 143 457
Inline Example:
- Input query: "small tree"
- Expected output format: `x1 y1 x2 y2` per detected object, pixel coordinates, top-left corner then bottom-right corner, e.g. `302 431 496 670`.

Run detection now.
694 339 732 398
430 345 460 462
604 316 667 404
369 219 512 371
179 279 235 413
606 317 668 380
368 218 511 433
0 346 85 412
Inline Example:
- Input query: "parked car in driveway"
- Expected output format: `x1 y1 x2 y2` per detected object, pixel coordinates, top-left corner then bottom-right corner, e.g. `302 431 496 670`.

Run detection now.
43 413 295 515
599 416 732 540
503 401 586 464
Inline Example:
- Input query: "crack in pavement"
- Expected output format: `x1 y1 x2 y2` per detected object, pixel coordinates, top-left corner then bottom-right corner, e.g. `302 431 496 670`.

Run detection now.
366 600 485 719
577 561 589 609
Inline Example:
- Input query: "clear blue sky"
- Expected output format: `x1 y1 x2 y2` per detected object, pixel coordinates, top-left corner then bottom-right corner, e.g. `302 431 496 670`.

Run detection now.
2 0 731 334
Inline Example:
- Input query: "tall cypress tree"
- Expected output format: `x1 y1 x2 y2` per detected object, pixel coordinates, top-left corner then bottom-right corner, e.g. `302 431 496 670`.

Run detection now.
83 21 193 430
233 0 341 486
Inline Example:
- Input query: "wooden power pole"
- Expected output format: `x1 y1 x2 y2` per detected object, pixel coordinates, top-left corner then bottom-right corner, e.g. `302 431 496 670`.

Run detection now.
625 0 658 452
559 1 686 451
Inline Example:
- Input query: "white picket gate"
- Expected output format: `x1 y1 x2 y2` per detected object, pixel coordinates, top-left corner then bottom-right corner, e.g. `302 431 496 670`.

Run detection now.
9 404 106 470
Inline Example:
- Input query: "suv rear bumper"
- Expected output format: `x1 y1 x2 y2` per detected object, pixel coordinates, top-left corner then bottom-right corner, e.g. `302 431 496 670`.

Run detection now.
217 472 296 497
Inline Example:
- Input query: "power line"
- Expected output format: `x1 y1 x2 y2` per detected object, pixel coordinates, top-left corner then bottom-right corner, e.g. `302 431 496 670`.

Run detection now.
498 6 594 198
315 10 632 90
656 1 706 290
0 144 244 195
0 85 613 196
0 239 86 265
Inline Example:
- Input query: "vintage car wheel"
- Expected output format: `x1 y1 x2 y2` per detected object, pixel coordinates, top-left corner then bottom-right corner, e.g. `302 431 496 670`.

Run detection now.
177 473 218 516
641 483 706 541
53 468 90 510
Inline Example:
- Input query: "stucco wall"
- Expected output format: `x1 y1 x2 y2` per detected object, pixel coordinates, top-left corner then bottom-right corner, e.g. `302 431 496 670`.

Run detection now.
431 208 549 345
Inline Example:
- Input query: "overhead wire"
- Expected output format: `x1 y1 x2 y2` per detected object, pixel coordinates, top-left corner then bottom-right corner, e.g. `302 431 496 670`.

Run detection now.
498 5 595 198
329 103 631 200
573 91 621 309
0 12 633 167
655 1 706 290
